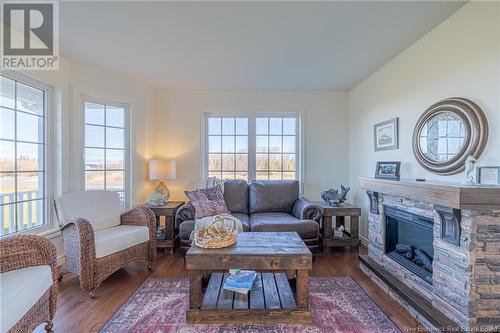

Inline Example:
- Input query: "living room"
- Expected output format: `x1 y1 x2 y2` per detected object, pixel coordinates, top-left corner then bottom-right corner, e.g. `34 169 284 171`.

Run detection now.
1 1 499 332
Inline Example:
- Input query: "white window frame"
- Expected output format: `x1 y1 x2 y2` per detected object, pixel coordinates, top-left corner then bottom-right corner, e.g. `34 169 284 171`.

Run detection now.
204 114 250 181
81 97 132 210
0 71 56 237
203 112 301 183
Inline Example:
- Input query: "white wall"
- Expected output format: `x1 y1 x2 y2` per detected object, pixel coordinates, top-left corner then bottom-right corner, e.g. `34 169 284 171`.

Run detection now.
349 1 500 240
153 90 350 201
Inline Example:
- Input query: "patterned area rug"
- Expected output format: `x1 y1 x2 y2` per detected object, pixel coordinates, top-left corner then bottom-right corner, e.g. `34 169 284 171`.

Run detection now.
100 276 400 333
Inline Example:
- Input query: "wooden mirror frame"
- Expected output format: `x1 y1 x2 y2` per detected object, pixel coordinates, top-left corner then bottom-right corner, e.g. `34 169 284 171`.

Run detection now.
412 97 488 175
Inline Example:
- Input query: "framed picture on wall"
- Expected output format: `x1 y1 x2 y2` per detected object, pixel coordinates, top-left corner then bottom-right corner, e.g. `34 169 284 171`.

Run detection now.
476 166 500 185
375 161 401 180
374 118 398 151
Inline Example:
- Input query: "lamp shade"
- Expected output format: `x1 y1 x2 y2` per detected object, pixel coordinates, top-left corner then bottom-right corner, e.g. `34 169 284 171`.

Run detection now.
149 160 176 180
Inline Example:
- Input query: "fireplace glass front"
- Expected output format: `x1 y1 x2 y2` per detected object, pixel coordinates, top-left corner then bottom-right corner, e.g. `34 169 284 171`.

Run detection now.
384 206 434 284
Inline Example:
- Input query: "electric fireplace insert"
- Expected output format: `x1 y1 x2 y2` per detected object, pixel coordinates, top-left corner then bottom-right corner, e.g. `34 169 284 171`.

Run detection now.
384 205 434 284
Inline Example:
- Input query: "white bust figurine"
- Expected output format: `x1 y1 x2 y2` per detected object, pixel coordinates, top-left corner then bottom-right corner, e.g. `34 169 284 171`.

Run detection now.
464 155 477 184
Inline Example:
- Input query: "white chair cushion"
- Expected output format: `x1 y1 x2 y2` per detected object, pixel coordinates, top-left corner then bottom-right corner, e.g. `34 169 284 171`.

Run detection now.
0 265 52 333
55 190 122 231
94 225 150 258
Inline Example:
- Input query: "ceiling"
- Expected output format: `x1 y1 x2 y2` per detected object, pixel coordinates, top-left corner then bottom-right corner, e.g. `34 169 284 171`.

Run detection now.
59 1 465 91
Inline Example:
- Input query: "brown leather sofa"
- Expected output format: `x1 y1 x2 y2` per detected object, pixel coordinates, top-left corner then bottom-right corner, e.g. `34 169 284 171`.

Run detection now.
176 179 322 254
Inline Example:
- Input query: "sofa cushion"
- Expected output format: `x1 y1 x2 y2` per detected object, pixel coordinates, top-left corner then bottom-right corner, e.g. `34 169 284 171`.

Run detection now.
249 180 299 214
94 225 149 258
249 212 319 239
223 179 249 214
178 213 250 240
0 265 52 333
232 213 250 231
55 190 122 231
185 185 230 219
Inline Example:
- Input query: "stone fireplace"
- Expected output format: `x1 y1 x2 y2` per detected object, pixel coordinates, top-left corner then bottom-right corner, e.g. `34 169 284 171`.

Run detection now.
359 177 500 332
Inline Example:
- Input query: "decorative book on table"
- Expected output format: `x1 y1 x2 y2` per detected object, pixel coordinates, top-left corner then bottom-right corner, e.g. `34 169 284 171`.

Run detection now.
223 269 257 294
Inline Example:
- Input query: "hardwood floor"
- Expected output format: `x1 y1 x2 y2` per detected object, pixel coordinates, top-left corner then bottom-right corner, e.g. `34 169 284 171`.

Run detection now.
36 246 420 332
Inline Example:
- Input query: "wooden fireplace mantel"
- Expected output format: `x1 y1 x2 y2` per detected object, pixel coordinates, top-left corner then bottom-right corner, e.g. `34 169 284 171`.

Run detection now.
359 177 500 209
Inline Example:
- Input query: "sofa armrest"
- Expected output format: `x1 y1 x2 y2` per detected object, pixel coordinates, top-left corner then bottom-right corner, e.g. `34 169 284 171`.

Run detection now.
0 235 57 279
121 207 157 261
176 203 195 227
292 197 321 222
60 218 96 290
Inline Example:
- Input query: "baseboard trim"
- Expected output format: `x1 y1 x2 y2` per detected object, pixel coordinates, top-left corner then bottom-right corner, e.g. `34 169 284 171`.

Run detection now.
359 235 369 247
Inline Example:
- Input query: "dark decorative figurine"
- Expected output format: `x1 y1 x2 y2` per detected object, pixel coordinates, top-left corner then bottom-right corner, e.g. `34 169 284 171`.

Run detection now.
321 185 350 206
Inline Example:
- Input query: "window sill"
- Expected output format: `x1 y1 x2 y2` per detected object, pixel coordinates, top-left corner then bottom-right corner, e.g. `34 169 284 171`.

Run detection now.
0 226 61 239
38 227 61 239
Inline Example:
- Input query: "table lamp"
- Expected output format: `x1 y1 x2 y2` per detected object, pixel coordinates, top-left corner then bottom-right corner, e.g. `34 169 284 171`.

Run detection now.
147 160 176 206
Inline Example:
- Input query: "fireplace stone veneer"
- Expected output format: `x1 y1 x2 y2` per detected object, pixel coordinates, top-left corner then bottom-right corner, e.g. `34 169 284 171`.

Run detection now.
360 178 500 332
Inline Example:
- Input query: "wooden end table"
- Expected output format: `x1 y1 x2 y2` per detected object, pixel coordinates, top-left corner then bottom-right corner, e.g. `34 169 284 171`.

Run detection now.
185 232 312 324
316 202 361 252
141 201 184 253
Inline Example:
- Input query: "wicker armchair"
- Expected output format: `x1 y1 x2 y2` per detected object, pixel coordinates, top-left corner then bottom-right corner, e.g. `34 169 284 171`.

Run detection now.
55 190 157 297
0 235 57 333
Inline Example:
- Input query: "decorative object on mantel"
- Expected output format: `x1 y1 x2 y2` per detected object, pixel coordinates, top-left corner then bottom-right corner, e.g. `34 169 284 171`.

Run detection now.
476 166 500 185
375 161 401 181
412 97 488 175
373 117 398 151
147 160 176 206
463 155 477 184
320 185 350 206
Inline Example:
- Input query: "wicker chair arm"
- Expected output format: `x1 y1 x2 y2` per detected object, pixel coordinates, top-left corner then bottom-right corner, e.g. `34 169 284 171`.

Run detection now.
292 197 322 222
176 203 195 226
0 235 57 279
121 207 157 261
121 207 156 229
60 218 96 289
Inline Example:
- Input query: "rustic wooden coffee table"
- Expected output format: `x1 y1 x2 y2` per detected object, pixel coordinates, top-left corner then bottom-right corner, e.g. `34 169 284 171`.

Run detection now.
185 232 312 324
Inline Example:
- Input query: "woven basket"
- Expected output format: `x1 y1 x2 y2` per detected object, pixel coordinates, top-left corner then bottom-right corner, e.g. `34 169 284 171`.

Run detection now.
194 213 238 249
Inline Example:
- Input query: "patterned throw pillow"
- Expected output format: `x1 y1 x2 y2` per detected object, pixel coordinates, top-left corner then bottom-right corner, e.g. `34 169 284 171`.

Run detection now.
185 185 230 219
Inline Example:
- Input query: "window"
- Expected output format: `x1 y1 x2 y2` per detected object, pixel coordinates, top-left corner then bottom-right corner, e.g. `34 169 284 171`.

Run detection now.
256 117 297 180
207 117 248 180
1 75 48 236
205 114 299 181
84 101 129 209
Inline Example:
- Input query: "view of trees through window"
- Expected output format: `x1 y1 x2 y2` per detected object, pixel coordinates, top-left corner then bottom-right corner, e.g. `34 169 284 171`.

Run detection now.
256 117 297 180
208 117 249 180
207 115 298 181
84 101 127 208
1 75 47 235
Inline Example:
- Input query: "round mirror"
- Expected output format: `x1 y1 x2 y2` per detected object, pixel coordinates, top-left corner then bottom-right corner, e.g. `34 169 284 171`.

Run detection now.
413 98 488 175
418 111 467 162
